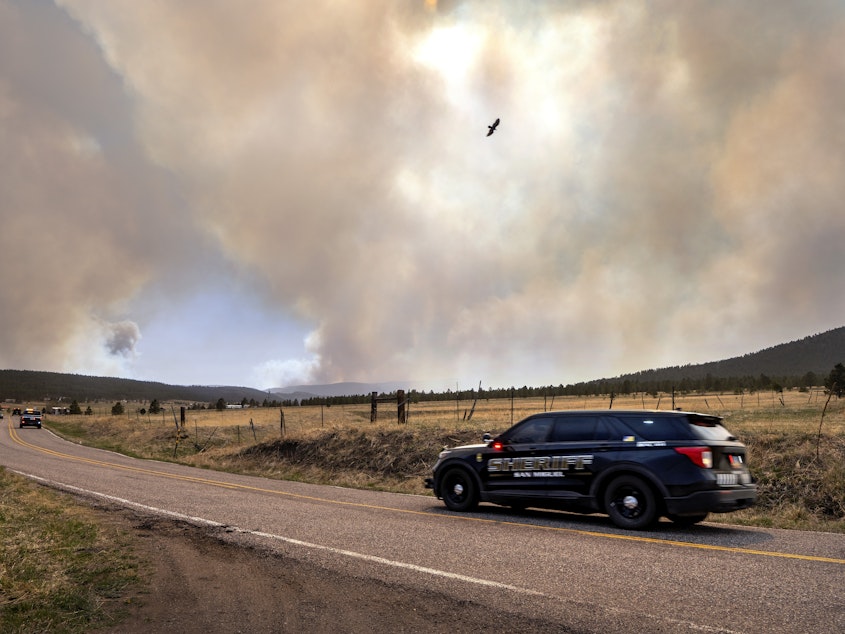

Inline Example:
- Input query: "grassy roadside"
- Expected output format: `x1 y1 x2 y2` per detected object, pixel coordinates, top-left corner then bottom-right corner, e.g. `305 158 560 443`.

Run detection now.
0 468 143 633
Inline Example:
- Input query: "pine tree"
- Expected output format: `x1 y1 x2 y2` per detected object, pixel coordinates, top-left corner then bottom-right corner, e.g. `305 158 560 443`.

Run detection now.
825 363 845 398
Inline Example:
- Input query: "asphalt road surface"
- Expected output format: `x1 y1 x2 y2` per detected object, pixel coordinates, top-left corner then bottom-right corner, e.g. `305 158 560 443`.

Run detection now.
3 419 844 633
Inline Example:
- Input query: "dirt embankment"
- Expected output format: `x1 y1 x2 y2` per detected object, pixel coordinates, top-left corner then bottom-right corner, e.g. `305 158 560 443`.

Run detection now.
102 505 561 634
241 428 480 473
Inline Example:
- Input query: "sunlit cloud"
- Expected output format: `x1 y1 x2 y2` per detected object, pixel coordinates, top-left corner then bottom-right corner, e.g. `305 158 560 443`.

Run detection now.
250 357 321 390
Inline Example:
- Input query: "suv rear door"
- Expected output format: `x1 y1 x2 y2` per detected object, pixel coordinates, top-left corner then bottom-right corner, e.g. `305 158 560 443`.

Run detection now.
608 413 750 490
542 414 610 501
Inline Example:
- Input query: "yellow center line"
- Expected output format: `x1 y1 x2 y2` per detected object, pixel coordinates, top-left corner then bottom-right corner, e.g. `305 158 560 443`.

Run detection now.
7 420 845 566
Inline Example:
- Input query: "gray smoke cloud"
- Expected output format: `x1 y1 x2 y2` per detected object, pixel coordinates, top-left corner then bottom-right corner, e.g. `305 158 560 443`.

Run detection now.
103 320 141 357
2 0 844 388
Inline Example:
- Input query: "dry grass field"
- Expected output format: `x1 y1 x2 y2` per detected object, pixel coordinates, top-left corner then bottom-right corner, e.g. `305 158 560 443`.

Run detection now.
59 386 844 436
36 388 845 532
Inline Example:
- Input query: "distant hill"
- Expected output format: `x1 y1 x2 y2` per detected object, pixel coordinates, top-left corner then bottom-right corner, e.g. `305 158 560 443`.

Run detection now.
612 326 844 385
270 381 424 399
0 370 272 404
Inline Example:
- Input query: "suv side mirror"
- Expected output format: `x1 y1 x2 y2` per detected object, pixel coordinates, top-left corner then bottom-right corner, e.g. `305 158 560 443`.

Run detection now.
482 432 493 443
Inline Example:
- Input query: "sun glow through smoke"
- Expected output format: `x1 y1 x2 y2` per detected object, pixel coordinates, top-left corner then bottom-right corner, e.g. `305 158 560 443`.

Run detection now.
413 24 483 104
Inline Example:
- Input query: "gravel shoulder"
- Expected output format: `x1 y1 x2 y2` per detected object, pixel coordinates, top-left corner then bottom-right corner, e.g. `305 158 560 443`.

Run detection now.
98 504 568 634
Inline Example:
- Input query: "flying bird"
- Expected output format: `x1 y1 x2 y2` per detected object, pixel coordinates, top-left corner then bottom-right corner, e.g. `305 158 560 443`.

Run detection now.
486 118 500 136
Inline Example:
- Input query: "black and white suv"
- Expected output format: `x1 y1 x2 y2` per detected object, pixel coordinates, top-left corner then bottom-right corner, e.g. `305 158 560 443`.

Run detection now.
425 410 756 529
19 409 43 429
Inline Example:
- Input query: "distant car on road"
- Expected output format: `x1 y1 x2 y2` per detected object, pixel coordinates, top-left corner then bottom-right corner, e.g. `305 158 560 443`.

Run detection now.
425 409 757 529
19 409 43 429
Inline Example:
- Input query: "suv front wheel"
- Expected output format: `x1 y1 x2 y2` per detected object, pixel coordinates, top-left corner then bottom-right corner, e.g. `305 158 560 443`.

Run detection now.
604 475 658 530
440 468 479 512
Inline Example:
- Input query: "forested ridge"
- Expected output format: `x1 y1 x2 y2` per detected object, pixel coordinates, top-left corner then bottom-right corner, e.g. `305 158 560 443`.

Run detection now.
2 326 843 404
314 327 845 404
0 370 270 404
466 326 845 401
618 327 844 383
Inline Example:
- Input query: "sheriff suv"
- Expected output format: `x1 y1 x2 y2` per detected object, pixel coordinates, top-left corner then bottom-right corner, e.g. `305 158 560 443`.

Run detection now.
425 410 756 529
19 409 43 429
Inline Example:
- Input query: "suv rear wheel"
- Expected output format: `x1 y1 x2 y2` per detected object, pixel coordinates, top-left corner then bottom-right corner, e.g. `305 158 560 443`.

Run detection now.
440 468 479 512
604 475 658 530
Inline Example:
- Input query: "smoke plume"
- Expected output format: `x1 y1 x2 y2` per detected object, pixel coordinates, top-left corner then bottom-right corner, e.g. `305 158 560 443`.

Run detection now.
2 0 844 388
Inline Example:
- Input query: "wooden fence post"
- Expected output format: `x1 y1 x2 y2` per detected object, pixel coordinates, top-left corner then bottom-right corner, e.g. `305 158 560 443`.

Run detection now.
397 390 406 424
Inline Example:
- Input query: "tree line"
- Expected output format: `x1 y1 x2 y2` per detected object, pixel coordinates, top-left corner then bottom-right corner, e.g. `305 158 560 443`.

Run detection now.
293 365 844 407
90 363 845 413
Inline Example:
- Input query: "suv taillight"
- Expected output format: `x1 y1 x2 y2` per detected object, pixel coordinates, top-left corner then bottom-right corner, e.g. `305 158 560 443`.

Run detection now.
674 447 713 469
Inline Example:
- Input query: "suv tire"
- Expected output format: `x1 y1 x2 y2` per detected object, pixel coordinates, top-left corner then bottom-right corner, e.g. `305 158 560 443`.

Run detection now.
440 468 479 512
604 475 658 530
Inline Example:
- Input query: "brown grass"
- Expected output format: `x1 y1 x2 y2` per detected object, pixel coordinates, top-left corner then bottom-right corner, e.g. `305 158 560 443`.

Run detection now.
0 469 142 632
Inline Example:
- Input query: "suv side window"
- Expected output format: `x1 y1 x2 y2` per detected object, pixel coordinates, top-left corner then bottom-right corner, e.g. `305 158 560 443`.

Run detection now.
505 417 554 444
550 416 601 442
612 415 695 441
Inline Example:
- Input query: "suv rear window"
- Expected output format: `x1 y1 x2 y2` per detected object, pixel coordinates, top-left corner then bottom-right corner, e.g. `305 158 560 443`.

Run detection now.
612 414 736 442
612 415 695 441
685 414 736 441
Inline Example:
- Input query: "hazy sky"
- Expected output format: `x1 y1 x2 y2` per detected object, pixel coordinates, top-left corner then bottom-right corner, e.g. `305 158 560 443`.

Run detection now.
2 0 844 391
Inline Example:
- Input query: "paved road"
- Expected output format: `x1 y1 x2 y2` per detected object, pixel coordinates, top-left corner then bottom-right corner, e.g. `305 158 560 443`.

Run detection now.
3 419 844 633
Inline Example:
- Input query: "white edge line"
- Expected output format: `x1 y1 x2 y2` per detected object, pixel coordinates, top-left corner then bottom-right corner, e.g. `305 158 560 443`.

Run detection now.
10 470 541 597
12 471 224 528
248 529 543 595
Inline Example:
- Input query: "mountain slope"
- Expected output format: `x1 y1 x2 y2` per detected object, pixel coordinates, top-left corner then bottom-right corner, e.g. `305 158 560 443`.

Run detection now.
616 327 844 384
0 370 271 403
271 381 423 399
